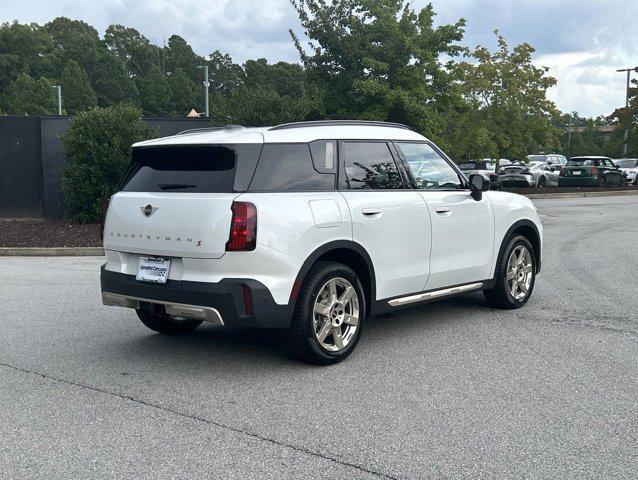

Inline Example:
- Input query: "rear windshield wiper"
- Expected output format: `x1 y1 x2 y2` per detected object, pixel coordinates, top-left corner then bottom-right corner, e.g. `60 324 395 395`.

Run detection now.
157 183 197 190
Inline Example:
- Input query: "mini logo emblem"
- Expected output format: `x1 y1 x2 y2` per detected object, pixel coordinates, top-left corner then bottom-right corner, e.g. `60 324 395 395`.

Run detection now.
141 205 158 217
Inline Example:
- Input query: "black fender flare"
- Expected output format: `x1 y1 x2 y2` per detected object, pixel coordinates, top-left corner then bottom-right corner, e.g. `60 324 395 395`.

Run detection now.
290 240 376 304
494 219 542 278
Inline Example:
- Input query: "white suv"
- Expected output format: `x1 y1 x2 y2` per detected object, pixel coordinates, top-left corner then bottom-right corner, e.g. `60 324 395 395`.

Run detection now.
101 121 542 364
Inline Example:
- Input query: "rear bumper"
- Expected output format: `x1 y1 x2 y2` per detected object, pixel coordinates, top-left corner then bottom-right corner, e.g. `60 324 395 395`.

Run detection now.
100 266 293 329
558 176 598 187
500 176 535 188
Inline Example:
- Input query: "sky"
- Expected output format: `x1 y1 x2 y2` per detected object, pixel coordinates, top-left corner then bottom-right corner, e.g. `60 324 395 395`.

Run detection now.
1 0 636 117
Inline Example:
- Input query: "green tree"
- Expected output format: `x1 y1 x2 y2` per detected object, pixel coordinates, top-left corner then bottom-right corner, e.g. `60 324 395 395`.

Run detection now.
45 18 105 79
1 73 57 115
91 52 140 107
607 82 638 157
290 0 466 140
0 21 55 92
165 35 205 84
135 65 171 115
60 60 98 114
167 68 199 115
104 24 160 77
450 32 558 166
61 104 157 223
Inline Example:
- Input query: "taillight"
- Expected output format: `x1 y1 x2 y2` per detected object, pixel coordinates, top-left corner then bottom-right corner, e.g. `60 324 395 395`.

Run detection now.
559 167 565 176
226 201 257 251
590 167 597 175
99 198 110 240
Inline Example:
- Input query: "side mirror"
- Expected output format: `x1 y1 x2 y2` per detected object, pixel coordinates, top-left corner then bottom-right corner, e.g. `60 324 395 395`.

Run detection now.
469 174 489 200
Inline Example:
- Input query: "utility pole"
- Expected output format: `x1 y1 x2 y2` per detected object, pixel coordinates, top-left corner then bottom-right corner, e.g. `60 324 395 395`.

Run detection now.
52 85 62 115
567 113 573 152
197 65 210 117
616 67 638 156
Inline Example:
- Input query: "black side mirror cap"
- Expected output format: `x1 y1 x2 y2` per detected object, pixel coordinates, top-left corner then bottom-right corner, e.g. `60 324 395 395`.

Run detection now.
469 174 489 200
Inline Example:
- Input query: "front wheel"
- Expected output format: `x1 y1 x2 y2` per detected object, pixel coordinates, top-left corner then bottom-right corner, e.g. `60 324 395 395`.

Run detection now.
288 261 365 365
484 235 536 309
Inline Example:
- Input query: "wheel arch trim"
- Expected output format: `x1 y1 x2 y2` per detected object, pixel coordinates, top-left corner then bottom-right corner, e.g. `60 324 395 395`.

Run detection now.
291 240 376 306
495 219 542 277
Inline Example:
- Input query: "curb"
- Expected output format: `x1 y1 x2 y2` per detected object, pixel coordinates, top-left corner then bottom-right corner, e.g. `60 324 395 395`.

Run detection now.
0 247 104 257
523 189 638 200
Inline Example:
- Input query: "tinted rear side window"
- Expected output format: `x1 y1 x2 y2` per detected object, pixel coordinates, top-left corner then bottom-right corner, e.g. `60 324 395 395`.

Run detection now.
248 143 335 191
341 142 403 189
120 145 261 193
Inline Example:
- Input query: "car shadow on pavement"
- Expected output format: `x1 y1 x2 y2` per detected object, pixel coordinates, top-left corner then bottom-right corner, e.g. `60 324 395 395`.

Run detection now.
109 293 495 370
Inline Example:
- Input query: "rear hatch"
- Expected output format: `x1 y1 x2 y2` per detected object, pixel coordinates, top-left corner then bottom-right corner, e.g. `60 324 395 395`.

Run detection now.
104 144 261 259
564 160 597 177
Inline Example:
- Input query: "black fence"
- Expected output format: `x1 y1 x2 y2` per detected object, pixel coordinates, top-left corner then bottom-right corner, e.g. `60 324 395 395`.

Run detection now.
0 116 211 219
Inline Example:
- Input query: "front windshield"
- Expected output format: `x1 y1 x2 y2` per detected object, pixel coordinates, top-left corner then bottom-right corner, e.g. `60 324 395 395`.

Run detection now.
616 159 638 168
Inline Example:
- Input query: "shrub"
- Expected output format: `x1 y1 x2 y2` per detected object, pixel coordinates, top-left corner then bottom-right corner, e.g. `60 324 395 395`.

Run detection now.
61 104 157 223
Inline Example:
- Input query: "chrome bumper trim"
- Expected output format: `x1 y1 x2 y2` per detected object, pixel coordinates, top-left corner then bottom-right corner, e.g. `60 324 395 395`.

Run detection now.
388 282 484 307
102 292 224 326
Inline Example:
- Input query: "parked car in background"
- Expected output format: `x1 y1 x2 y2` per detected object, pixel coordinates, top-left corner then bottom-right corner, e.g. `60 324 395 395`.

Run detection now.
499 163 537 188
615 158 638 185
558 156 627 187
529 162 560 187
458 160 500 189
527 154 567 166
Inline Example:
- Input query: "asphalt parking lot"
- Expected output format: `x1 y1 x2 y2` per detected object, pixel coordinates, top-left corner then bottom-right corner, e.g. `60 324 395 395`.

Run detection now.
1 195 637 479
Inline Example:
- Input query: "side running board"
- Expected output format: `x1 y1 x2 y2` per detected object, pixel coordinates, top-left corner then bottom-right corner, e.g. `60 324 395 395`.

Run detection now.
388 283 484 307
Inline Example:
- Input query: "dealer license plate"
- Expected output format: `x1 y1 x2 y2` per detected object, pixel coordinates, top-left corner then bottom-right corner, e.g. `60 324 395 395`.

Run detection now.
136 256 170 283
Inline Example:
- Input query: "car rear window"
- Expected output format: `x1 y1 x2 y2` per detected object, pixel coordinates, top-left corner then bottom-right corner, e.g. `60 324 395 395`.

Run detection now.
567 159 599 166
120 145 261 193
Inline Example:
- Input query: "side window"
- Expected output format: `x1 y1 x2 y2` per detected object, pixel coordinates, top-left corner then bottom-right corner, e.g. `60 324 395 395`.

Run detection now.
309 140 337 173
395 142 464 190
341 142 403 190
248 143 335 191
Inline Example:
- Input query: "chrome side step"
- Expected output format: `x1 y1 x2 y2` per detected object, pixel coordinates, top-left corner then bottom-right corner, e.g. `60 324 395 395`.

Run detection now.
102 292 224 326
388 282 484 307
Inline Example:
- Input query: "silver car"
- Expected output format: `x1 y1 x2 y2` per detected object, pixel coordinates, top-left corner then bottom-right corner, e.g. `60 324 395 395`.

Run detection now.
499 164 537 188
529 162 560 187
615 159 638 185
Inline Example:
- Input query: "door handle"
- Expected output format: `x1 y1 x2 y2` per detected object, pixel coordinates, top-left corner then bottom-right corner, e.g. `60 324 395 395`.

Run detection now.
435 206 452 214
362 208 382 216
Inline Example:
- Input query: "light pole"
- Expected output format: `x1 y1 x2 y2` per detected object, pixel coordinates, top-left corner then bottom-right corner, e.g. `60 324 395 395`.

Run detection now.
52 85 62 115
616 67 638 156
567 113 573 152
197 65 210 117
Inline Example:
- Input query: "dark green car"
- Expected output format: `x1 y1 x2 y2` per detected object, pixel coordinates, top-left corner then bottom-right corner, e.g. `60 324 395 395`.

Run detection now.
558 156 627 187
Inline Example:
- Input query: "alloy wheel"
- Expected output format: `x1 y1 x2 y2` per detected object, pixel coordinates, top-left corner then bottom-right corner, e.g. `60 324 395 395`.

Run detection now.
506 245 533 301
312 277 359 352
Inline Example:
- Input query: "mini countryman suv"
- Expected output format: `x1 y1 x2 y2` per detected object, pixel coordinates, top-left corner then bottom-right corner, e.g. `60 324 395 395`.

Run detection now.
101 121 542 364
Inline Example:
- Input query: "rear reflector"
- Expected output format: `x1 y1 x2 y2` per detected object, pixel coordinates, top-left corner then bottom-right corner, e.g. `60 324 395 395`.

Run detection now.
242 284 253 315
226 201 257 251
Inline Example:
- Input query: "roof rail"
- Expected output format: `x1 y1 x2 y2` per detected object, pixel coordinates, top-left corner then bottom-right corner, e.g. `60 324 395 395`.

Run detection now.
176 125 245 136
269 120 414 131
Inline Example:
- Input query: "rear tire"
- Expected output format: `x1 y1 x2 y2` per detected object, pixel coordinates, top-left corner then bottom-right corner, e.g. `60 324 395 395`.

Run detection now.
287 261 365 365
484 235 536 309
136 309 202 335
